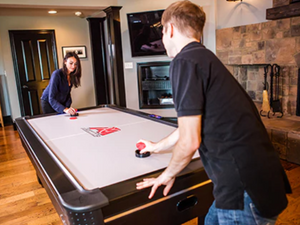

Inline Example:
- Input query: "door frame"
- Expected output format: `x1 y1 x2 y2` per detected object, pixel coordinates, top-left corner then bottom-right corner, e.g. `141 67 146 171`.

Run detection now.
9 30 59 116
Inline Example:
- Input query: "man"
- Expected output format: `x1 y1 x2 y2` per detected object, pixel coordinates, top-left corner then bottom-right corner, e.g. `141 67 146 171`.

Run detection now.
136 1 291 224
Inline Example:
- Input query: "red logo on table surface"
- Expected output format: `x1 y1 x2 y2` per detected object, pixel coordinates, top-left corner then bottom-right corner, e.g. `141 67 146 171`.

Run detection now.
82 127 121 137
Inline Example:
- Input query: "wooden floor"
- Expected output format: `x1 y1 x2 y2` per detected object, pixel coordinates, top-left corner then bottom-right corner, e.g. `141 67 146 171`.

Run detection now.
0 125 300 225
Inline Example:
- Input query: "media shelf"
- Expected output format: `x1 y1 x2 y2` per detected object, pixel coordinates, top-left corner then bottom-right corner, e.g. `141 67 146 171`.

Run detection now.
137 61 173 109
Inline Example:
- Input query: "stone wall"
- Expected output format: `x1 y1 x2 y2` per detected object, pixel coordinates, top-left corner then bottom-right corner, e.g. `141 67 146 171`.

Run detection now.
216 17 300 115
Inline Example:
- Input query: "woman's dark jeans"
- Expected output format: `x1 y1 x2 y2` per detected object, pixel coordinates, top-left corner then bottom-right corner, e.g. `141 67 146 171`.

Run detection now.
41 99 56 114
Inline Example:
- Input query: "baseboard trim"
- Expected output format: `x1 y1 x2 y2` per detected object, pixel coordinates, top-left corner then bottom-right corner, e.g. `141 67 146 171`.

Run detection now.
1 116 13 127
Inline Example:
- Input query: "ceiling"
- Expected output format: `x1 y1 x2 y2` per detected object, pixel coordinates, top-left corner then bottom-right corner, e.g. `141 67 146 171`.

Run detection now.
0 4 107 18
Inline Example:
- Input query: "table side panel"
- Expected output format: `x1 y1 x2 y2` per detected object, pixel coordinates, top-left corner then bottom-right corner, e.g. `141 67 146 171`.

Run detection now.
101 160 211 218
105 182 214 225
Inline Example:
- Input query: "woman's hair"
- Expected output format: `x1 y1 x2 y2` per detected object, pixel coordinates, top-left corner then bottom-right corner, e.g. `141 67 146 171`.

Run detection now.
62 51 81 88
161 0 206 40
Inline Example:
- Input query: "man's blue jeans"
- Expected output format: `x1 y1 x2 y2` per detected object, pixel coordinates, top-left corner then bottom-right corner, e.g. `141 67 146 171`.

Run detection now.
205 191 278 225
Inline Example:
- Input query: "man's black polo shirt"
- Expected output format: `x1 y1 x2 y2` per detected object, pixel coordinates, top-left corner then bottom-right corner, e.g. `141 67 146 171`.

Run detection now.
170 42 291 218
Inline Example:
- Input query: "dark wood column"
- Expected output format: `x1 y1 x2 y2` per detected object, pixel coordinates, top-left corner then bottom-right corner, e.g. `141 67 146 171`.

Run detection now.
87 17 109 105
104 6 126 107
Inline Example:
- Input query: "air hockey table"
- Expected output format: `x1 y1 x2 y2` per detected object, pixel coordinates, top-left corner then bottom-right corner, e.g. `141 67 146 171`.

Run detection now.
15 105 213 225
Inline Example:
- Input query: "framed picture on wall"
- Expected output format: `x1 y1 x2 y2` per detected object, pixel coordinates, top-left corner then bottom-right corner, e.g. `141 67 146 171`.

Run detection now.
62 46 87 59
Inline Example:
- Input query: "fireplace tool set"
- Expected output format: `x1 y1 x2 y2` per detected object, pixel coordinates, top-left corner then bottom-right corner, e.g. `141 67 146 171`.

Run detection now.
260 64 283 118
293 52 300 116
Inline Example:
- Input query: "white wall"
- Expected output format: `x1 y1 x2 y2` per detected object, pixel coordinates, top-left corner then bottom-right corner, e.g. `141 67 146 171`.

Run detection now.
0 16 96 120
0 75 10 116
0 36 3 74
118 0 216 117
216 0 272 29
0 27 10 116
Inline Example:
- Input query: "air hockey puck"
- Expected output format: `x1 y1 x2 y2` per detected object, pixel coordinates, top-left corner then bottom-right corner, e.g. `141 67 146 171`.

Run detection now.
135 149 150 158
70 117 77 120
70 113 79 117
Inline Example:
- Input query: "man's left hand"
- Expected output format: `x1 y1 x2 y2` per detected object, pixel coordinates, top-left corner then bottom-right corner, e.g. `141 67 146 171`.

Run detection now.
136 173 175 199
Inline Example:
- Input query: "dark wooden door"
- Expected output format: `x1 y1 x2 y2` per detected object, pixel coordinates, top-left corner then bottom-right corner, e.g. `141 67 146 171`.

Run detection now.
9 30 58 116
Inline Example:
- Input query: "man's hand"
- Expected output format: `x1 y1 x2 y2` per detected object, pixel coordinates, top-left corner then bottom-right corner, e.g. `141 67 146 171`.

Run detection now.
136 129 180 154
137 139 159 154
136 172 175 199
136 115 202 200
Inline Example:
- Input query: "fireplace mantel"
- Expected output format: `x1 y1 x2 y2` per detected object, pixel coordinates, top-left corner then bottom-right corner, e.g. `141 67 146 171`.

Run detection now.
267 1 300 20
226 64 269 67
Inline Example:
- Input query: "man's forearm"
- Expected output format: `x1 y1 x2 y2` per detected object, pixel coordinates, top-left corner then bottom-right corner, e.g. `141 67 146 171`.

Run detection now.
161 115 202 179
155 128 179 151
162 140 196 179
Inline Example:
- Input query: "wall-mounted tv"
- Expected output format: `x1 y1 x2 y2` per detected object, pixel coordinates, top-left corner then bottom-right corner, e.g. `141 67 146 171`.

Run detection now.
127 9 166 57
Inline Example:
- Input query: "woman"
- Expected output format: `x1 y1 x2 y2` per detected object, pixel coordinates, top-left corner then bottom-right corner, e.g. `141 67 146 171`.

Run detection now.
41 52 81 115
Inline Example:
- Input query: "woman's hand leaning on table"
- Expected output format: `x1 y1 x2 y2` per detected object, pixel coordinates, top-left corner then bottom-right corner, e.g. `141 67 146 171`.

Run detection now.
64 107 77 115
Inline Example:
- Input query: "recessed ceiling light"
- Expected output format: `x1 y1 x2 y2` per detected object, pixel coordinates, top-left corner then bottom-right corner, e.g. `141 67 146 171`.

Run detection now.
75 11 82 16
48 10 57 14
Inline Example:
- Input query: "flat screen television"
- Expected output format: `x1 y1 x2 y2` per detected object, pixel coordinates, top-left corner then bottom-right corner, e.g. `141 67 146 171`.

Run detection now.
127 9 166 57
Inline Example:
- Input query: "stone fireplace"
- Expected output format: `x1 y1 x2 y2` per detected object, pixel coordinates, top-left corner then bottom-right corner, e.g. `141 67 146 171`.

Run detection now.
216 17 300 115
216 0 300 165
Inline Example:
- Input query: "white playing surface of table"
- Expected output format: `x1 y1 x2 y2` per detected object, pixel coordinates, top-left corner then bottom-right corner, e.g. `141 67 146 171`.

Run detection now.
28 107 200 190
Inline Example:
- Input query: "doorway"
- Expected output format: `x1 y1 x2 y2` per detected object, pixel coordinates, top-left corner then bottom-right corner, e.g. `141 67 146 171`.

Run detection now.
9 30 58 116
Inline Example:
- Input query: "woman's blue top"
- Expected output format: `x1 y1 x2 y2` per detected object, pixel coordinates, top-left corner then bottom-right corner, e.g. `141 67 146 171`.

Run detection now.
41 69 72 113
